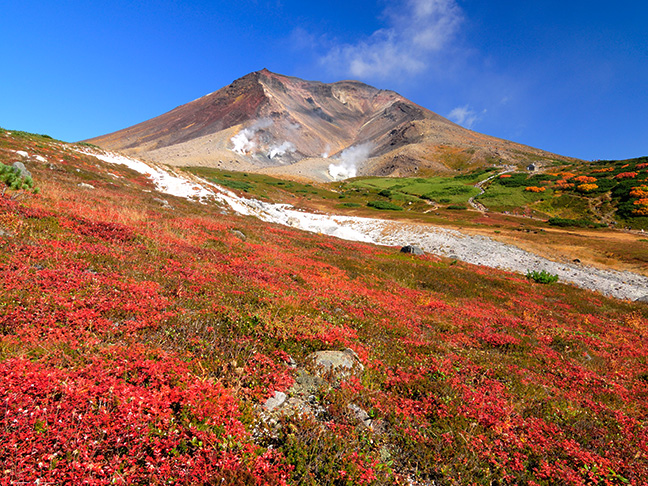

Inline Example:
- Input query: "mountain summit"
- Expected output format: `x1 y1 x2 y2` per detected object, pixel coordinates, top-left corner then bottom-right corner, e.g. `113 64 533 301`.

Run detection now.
86 69 573 181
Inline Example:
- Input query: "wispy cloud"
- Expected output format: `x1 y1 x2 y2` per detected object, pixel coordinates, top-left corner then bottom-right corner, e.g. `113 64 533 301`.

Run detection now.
319 0 463 79
447 105 484 129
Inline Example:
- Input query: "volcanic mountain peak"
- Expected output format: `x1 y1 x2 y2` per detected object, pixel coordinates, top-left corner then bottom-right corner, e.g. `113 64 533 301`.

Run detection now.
86 69 576 181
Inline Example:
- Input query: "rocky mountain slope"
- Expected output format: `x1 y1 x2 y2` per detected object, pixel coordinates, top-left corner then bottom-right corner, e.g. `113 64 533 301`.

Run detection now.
86 69 576 181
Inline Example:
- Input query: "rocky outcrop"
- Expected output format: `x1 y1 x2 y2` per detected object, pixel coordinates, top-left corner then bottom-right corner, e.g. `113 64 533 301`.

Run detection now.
401 245 425 255
260 348 372 430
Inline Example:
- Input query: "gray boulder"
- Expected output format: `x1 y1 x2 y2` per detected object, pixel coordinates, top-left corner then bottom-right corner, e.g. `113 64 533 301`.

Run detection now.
263 391 287 411
12 162 31 179
400 245 424 255
636 295 648 303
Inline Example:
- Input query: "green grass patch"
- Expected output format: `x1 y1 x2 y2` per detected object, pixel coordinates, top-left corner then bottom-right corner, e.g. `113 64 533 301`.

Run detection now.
367 200 403 211
344 176 481 205
476 184 550 211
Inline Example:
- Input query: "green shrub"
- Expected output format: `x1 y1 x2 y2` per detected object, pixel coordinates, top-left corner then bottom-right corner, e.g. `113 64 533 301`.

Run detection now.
367 201 403 211
378 189 392 198
495 173 529 187
447 204 467 210
339 202 361 208
547 217 605 228
454 168 495 180
526 270 559 284
0 163 35 191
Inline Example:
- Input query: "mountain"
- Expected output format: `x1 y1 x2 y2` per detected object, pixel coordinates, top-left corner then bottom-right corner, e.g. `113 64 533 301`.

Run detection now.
86 69 576 181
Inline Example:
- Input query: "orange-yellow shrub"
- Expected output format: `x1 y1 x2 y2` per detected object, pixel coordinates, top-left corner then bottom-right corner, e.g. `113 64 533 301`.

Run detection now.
577 184 598 193
633 198 648 216
615 172 638 179
573 176 597 184
629 186 648 198
555 180 575 189
525 186 546 193
592 167 614 173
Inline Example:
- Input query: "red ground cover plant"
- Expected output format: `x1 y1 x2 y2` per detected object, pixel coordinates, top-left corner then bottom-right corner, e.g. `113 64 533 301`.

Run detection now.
1 133 648 485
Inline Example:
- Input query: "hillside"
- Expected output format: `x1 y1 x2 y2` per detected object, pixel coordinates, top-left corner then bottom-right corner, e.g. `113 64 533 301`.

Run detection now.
1 128 648 485
86 69 576 182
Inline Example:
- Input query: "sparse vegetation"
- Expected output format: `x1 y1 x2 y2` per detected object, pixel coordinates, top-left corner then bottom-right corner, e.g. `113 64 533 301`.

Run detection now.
526 269 559 283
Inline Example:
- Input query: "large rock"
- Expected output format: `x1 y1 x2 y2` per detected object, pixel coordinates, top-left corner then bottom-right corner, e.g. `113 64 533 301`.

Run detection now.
400 245 424 255
12 162 31 179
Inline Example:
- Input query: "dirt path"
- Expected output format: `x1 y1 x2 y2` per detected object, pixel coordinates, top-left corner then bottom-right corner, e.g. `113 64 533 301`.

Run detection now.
467 168 514 211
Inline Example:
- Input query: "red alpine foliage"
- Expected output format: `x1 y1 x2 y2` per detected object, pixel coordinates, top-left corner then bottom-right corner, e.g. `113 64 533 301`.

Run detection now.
1 134 648 484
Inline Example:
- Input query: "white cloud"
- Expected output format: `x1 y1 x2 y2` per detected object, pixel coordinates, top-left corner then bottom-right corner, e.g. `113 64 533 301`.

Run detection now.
447 105 485 129
320 0 463 79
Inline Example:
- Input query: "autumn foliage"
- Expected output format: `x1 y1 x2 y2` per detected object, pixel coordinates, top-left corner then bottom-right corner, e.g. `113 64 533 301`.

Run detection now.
1 131 648 485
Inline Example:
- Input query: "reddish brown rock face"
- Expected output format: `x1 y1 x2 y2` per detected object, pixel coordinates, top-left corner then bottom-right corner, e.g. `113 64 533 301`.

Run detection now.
86 69 576 179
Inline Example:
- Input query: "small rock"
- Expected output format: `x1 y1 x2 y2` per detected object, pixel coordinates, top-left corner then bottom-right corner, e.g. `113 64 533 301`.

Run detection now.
153 197 172 209
263 391 287 412
400 245 424 255
12 162 31 179
573 259 581 264
77 183 95 189
231 229 247 241
636 295 648 303
348 403 372 428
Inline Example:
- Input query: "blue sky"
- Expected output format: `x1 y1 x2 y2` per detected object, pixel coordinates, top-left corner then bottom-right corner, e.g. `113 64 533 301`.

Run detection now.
1 0 646 161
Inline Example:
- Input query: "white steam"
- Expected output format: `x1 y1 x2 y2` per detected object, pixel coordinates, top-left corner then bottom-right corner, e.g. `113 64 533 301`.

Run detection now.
268 141 297 159
328 143 373 181
230 119 273 155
